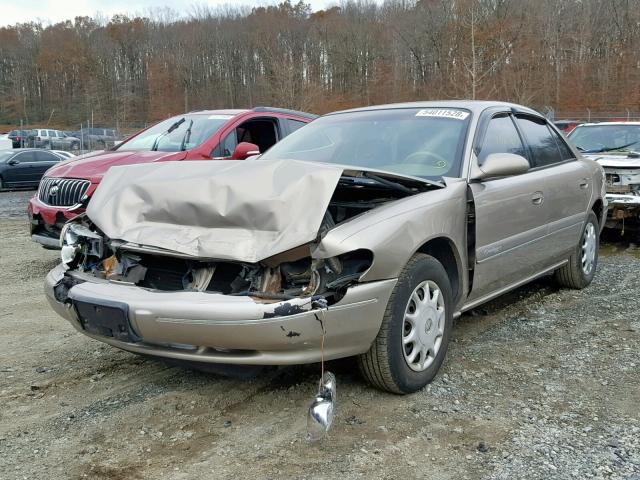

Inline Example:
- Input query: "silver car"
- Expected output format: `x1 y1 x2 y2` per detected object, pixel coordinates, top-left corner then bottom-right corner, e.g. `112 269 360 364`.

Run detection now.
30 129 81 151
567 122 640 233
45 101 606 393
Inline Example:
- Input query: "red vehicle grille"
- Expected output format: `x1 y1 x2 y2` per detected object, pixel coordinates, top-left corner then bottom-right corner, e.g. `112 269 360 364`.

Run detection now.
38 177 90 207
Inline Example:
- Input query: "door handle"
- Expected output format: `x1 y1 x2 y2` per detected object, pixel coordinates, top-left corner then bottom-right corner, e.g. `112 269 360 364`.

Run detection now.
531 192 544 205
579 178 589 189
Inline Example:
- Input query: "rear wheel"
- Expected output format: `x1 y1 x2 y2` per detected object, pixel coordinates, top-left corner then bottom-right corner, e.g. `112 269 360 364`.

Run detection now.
358 254 453 394
554 211 599 289
0 177 4 190
71 142 79 151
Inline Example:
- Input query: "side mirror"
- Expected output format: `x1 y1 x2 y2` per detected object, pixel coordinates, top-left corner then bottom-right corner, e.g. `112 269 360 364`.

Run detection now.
470 153 529 181
231 142 260 160
7 159 19 166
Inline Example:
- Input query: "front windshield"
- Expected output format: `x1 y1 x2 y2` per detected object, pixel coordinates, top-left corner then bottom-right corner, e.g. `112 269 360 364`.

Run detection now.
568 124 640 153
117 114 234 152
0 151 14 162
260 108 471 180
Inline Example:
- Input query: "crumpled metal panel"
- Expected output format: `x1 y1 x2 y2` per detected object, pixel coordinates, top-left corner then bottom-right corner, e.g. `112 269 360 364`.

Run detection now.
87 159 344 262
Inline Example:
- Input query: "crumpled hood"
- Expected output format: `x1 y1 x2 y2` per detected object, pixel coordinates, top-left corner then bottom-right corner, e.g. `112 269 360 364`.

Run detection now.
87 159 348 263
585 153 640 169
46 150 186 182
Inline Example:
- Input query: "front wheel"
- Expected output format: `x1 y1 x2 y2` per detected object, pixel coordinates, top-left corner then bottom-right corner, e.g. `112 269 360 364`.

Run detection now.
358 254 453 394
554 211 599 289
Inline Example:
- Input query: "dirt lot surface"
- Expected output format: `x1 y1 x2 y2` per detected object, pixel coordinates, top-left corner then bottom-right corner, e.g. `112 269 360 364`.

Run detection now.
0 189 639 480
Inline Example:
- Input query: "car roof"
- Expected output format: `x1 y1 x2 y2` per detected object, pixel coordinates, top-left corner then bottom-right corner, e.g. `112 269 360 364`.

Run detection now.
574 122 640 127
187 109 250 116
10 148 57 152
187 107 317 120
328 100 541 116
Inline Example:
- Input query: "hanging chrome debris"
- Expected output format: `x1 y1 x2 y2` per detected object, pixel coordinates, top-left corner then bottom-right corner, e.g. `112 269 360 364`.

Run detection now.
306 372 336 442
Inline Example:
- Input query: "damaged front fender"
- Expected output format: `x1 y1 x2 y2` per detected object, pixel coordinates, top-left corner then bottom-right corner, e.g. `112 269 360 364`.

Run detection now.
313 178 469 283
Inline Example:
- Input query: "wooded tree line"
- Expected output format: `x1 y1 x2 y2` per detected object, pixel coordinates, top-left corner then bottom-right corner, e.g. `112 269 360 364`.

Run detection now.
0 0 639 129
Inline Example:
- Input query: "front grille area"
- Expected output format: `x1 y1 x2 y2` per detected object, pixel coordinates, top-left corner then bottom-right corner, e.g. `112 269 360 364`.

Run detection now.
38 177 90 207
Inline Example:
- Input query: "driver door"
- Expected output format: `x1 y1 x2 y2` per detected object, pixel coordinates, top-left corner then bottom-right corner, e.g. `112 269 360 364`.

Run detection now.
467 112 553 302
212 118 281 159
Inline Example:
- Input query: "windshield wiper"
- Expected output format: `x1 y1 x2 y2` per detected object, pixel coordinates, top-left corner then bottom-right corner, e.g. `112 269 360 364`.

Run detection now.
339 173 422 195
582 140 639 154
180 119 194 151
363 172 415 194
151 117 186 151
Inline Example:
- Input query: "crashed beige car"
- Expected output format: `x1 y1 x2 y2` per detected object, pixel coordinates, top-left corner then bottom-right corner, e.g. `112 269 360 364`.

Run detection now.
45 101 606 393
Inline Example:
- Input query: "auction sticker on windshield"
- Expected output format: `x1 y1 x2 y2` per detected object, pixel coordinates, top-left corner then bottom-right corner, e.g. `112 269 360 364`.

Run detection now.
415 109 470 120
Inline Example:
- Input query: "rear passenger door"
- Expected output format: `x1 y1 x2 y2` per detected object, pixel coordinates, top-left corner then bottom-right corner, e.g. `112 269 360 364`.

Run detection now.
514 115 591 262
31 150 60 182
468 111 556 301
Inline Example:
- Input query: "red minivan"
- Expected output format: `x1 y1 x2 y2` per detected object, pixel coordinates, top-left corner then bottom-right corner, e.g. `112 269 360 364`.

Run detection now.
28 107 316 247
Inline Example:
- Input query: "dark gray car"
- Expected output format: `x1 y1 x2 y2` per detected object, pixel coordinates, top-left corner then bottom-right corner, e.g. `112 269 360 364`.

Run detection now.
0 149 63 189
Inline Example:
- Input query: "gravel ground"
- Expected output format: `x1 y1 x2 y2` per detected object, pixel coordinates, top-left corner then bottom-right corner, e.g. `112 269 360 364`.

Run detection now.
0 189 638 480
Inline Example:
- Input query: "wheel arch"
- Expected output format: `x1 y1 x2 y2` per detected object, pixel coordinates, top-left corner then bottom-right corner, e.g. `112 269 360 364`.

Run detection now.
591 198 604 228
415 236 463 305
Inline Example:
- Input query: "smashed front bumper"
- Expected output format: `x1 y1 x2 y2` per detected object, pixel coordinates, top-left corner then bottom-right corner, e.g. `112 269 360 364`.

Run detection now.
45 264 396 365
605 193 640 229
606 193 640 207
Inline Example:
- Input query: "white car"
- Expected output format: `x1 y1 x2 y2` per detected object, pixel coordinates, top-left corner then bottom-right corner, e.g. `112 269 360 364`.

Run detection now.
0 134 11 150
568 122 640 232
51 150 75 159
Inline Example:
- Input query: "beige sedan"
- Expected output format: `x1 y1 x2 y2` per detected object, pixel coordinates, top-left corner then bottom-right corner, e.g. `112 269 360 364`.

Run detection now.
45 101 606 393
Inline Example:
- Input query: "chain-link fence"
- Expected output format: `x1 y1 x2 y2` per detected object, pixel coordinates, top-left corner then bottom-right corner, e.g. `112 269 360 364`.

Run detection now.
543 108 640 123
3 120 151 153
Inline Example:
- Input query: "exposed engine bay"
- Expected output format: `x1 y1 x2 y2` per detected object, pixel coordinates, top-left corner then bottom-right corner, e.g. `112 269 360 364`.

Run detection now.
601 163 640 231
57 172 431 308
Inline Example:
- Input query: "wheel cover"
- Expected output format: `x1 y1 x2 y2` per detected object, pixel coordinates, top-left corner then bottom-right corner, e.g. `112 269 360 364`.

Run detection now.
402 280 445 372
581 222 597 276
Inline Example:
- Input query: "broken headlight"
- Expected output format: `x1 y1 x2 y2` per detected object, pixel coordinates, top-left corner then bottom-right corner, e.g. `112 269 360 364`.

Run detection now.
59 223 104 268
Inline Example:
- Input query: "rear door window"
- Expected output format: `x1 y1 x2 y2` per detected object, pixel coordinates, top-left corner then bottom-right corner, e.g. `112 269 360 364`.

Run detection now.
34 151 59 162
478 114 527 165
515 116 563 168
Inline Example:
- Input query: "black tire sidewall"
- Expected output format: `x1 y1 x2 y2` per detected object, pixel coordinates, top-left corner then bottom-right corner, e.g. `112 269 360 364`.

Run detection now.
386 256 453 393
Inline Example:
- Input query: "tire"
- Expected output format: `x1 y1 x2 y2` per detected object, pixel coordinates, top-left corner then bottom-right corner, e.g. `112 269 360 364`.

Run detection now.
71 142 79 151
554 211 599 289
358 253 454 394
0 177 4 191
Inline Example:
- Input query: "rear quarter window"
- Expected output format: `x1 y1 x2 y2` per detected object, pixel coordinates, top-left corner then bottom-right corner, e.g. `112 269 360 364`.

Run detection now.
286 119 307 134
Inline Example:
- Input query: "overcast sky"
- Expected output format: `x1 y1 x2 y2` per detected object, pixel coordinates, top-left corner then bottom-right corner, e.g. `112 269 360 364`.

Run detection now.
0 0 345 27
